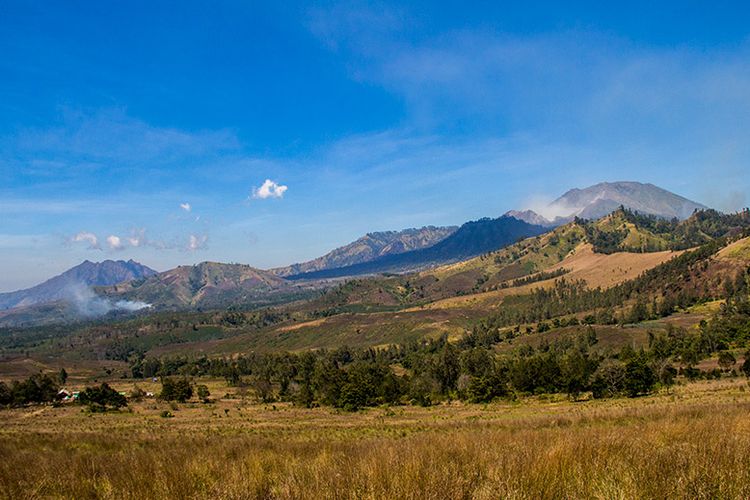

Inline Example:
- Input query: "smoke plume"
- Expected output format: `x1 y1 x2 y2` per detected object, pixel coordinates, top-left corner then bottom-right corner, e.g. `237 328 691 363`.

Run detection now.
65 282 151 317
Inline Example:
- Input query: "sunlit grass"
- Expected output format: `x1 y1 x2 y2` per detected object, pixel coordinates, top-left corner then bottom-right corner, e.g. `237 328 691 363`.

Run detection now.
1 378 749 498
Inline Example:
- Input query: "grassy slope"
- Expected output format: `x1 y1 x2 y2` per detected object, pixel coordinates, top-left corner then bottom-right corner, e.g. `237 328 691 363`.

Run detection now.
1 378 749 498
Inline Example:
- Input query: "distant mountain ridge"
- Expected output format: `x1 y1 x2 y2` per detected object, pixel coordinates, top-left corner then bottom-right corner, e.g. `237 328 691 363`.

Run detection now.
506 182 707 227
0 181 719 326
0 259 156 311
288 216 547 280
271 226 457 277
101 261 315 310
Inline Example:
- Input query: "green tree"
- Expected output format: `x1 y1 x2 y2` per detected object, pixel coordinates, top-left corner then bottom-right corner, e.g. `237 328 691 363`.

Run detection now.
159 378 193 402
741 350 750 378
624 355 656 397
433 343 460 395
590 360 626 398
196 384 211 403
718 351 736 371
0 382 11 406
78 383 127 411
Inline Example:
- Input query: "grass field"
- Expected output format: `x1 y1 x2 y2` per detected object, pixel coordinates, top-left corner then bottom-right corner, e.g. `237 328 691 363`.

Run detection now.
1 378 749 499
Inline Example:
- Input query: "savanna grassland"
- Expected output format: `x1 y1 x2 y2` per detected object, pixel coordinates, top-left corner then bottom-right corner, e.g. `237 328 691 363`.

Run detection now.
1 378 750 499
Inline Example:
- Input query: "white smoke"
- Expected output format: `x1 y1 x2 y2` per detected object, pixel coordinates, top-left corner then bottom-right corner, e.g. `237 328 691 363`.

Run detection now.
65 282 151 317
522 194 584 222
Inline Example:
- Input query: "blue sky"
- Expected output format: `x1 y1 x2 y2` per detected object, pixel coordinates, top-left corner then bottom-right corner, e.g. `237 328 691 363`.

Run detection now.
2 1 750 291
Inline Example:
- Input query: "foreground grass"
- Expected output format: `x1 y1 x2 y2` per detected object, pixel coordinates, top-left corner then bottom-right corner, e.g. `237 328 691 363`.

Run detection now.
1 379 749 499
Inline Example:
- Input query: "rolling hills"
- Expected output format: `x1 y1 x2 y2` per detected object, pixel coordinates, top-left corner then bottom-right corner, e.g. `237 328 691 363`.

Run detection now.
2 206 750 376
100 261 320 310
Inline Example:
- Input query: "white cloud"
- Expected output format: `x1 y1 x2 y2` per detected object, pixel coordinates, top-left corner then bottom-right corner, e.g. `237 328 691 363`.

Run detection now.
180 202 191 212
127 228 146 247
71 231 100 250
252 179 288 199
187 234 208 251
106 235 124 251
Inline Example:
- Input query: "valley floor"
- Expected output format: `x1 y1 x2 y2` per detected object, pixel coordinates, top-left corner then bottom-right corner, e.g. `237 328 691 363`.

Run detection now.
1 378 749 499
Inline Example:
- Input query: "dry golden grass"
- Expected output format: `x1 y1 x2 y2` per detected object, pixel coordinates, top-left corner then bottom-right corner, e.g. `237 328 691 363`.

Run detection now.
412 245 681 313
543 243 683 289
1 378 750 499
717 236 750 261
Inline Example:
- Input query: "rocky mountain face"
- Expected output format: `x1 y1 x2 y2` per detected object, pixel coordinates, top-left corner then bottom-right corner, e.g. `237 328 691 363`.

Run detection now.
287 216 547 280
0 259 157 311
272 226 458 277
506 181 707 227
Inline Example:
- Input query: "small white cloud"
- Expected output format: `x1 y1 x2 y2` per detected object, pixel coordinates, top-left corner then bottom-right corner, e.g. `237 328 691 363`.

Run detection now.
106 235 124 251
71 231 100 250
252 179 288 199
187 234 208 251
180 202 192 212
127 228 146 247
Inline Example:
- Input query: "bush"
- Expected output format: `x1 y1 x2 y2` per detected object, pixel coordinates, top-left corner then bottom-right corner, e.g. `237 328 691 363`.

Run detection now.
130 385 146 401
718 351 736 371
9 374 60 407
624 357 656 397
78 383 127 411
590 360 626 398
159 378 193 402
196 384 210 403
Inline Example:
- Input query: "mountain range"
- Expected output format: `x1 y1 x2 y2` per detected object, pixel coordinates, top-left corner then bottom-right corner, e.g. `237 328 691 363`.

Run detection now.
286 215 546 280
271 226 457 277
0 181 718 325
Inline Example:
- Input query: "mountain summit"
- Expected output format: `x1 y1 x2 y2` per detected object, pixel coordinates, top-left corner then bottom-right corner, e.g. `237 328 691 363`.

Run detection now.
0 259 157 311
507 181 707 227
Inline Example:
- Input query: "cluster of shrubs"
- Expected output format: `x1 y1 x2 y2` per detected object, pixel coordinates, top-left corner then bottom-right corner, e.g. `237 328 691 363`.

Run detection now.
158 378 210 403
78 383 127 412
0 369 214 411
0 373 61 407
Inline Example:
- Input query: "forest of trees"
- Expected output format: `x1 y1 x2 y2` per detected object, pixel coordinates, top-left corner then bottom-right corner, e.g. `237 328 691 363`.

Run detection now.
118 282 749 411
579 207 750 254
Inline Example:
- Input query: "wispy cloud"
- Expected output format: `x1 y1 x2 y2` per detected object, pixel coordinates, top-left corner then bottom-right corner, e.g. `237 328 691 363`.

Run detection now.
302 5 750 205
71 231 100 250
10 107 239 168
252 179 288 199
126 228 146 248
187 234 208 251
